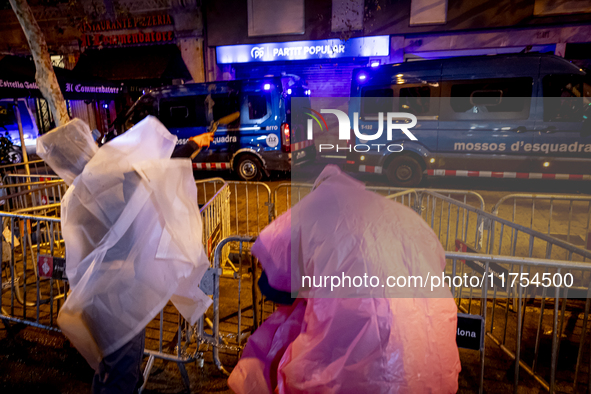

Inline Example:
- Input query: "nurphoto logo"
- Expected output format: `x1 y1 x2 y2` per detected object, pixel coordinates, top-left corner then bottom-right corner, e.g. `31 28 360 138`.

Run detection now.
305 108 419 153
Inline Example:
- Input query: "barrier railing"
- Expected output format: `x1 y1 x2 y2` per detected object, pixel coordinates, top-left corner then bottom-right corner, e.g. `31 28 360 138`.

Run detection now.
140 179 231 392
206 233 591 394
0 180 67 212
422 191 591 393
0 160 53 178
273 183 486 218
0 178 232 393
202 235 259 376
4 178 591 393
0 211 65 330
447 251 591 394
492 194 591 252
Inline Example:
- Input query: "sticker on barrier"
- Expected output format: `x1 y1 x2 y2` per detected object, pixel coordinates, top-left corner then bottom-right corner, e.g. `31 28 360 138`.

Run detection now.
456 313 484 351
37 255 67 281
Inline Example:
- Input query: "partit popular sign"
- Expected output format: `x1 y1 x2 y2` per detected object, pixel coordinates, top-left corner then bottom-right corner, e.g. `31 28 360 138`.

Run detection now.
216 36 390 64
79 13 174 49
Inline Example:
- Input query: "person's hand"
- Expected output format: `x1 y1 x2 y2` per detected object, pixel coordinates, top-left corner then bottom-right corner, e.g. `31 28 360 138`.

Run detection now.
190 132 215 149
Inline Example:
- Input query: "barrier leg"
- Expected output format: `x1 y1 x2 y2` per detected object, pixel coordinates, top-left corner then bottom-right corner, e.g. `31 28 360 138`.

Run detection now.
176 362 191 392
138 354 155 394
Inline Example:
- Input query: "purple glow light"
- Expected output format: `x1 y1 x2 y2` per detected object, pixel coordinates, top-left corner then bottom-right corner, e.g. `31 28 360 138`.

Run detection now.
264 83 271 90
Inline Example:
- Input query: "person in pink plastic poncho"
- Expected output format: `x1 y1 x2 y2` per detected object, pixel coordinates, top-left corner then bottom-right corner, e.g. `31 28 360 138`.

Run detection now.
228 165 461 393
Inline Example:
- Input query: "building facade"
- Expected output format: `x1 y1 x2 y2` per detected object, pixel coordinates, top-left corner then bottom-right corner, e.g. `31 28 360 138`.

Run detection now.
0 0 207 133
206 0 591 97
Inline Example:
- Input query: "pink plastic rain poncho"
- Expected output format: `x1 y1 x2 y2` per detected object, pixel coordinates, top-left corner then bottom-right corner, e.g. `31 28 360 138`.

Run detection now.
229 165 461 393
37 116 212 370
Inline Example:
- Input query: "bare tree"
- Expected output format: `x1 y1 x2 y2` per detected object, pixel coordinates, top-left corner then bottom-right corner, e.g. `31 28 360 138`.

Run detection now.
9 0 70 127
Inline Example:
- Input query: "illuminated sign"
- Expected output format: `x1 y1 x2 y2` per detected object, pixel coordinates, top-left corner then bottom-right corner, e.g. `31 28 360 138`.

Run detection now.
79 14 174 49
79 15 173 33
216 36 390 64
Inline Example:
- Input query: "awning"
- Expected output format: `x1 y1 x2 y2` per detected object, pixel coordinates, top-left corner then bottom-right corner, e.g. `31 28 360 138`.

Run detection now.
0 55 123 100
73 44 192 82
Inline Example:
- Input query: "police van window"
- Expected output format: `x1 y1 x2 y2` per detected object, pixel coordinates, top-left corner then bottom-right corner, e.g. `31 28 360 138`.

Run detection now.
247 94 268 119
361 87 394 118
543 75 591 122
123 95 157 130
399 86 432 114
159 97 201 128
211 93 240 122
441 77 532 120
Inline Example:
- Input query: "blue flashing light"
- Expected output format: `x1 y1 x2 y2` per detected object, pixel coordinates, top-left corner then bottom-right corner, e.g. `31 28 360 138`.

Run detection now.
358 74 367 81
287 88 292 94
264 83 271 90
102 103 109 109
370 61 380 67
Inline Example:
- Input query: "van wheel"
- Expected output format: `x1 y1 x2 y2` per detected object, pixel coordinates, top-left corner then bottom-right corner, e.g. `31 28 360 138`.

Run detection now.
236 155 263 182
8 148 22 164
386 156 423 187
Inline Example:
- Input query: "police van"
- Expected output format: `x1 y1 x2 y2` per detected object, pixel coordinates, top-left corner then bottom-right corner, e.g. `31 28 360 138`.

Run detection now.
116 75 315 181
0 99 40 162
344 54 591 186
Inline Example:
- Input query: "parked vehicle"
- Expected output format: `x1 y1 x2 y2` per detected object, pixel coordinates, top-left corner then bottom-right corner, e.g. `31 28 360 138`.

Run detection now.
112 75 316 181
345 54 591 186
0 98 40 163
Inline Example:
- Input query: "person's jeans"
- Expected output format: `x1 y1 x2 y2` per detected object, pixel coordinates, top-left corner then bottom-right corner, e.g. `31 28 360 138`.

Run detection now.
92 329 146 394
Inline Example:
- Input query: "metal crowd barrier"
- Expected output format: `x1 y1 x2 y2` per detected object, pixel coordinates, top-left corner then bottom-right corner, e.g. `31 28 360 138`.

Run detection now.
422 191 591 393
4 176 591 393
202 235 259 376
0 178 233 393
0 180 67 212
202 189 591 394
492 193 591 251
0 160 53 179
0 211 65 330
272 182 486 218
447 251 591 394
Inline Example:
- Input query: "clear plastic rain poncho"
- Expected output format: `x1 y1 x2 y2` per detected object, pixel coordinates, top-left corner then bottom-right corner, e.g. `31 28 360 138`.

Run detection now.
37 116 212 370
229 165 461 393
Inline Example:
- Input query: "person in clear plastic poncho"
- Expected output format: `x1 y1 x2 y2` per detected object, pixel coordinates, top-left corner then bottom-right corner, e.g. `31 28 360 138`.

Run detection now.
229 165 461 394
37 116 213 393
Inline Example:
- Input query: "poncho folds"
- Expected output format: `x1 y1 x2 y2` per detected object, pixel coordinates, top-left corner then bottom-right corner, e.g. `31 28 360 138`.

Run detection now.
37 116 212 370
228 165 461 393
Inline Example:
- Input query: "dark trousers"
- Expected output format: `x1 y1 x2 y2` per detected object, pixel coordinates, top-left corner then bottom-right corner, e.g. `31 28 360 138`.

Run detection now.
92 329 146 394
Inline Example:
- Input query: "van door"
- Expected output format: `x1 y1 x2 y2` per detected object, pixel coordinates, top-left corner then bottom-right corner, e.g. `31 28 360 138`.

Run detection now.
206 91 241 164
158 94 209 147
437 77 535 173
533 74 591 175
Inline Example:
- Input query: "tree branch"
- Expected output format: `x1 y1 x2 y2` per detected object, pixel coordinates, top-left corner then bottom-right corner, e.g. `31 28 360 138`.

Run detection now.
9 0 70 127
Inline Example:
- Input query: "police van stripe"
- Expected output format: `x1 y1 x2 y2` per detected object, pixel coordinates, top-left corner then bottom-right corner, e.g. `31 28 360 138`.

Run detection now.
359 165 382 174
291 140 314 151
426 169 591 180
192 162 231 170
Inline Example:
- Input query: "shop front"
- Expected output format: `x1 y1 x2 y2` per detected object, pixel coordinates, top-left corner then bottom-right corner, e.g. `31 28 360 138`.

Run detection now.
72 12 196 124
215 36 390 97
0 55 122 136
